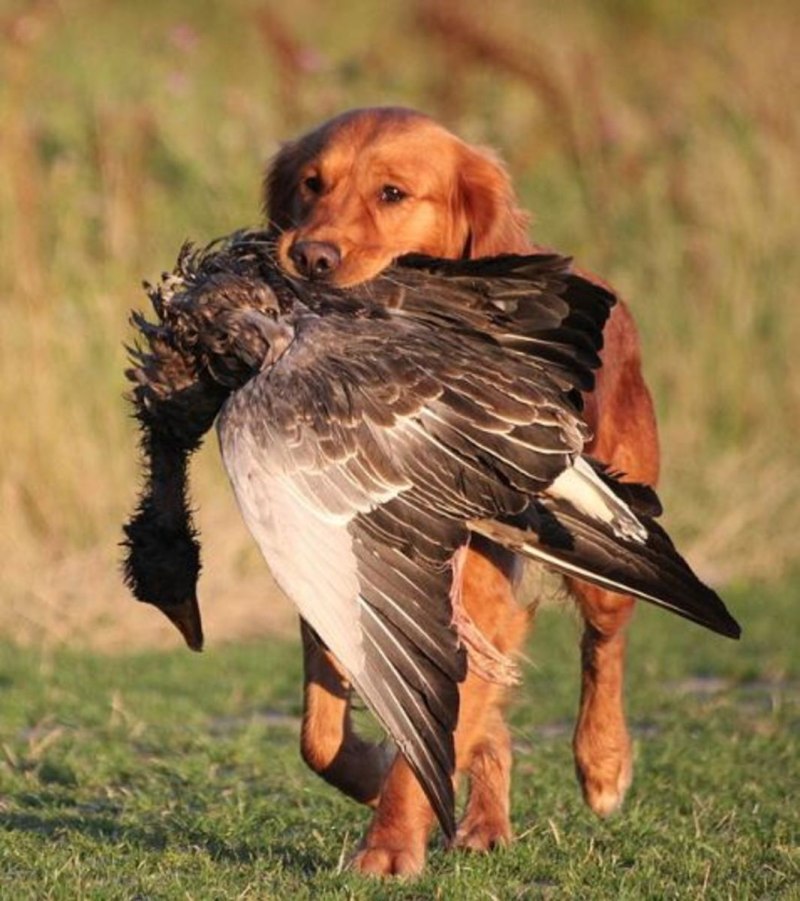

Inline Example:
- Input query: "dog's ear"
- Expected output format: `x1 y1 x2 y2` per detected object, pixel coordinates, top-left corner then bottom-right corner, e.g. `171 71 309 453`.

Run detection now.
456 144 530 257
263 140 302 229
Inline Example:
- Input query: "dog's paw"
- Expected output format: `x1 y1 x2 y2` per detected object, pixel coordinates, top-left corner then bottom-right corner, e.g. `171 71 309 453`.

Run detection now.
350 845 425 877
575 731 633 817
451 814 511 853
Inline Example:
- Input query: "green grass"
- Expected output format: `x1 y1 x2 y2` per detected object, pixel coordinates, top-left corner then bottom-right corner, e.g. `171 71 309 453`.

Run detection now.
1 577 797 899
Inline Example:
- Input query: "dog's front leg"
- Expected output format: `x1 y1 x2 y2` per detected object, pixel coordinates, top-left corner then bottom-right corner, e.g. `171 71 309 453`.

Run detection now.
299 619 395 806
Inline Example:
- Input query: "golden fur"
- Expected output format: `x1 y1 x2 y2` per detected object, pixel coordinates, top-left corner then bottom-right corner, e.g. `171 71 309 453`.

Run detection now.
265 107 659 876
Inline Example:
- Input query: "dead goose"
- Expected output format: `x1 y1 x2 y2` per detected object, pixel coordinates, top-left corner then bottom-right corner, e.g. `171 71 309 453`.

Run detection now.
122 230 740 839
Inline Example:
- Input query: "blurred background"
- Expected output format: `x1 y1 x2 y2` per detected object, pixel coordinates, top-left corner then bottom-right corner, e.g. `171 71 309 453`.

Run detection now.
1 0 798 652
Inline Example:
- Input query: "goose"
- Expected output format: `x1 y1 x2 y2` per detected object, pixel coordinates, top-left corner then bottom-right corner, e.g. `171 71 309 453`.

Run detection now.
122 230 740 839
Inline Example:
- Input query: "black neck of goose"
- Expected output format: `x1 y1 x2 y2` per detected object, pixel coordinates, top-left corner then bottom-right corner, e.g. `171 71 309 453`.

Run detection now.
123 293 233 650
121 379 227 651
123 422 200 610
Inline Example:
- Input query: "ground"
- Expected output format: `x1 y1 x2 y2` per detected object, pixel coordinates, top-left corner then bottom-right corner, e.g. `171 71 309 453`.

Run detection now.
1 577 797 899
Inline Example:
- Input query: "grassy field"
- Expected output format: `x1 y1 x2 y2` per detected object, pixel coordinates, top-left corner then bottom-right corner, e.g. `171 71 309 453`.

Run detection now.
1 578 797 898
0 0 799 645
0 0 799 896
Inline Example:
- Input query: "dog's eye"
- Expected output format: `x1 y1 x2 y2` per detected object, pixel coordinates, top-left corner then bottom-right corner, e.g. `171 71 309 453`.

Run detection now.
379 185 407 204
303 175 323 195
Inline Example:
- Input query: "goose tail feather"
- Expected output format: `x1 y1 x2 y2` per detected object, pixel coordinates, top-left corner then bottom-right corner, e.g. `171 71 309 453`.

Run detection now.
469 466 740 640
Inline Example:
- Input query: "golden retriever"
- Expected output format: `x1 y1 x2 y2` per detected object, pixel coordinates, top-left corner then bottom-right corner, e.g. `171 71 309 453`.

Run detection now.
265 106 659 876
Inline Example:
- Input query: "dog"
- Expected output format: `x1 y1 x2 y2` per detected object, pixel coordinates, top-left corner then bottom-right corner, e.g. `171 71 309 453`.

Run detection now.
264 106 660 875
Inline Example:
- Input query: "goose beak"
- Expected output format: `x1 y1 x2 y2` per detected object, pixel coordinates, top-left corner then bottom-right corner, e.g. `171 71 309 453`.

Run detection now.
163 596 204 652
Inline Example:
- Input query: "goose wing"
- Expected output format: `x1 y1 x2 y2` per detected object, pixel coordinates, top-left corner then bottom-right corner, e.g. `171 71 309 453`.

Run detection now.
216 266 598 834
359 252 615 398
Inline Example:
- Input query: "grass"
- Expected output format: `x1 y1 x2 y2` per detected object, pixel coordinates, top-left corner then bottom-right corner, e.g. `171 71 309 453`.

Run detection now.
1 576 798 898
0 0 799 645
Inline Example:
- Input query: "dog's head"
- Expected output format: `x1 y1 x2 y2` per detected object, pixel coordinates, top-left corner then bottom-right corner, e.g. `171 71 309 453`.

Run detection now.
265 107 529 286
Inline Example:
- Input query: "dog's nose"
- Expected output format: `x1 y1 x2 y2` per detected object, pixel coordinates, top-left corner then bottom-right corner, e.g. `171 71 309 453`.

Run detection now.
289 240 341 280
